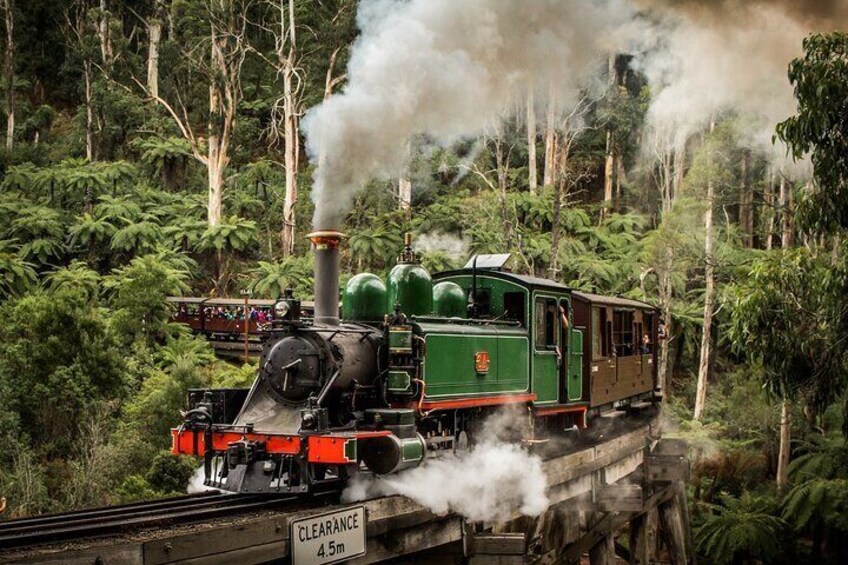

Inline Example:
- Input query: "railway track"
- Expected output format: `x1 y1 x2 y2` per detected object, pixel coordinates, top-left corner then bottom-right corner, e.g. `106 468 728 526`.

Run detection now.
0 490 327 551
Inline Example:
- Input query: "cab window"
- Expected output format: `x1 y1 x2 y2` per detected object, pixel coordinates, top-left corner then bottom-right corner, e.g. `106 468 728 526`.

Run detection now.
535 297 558 350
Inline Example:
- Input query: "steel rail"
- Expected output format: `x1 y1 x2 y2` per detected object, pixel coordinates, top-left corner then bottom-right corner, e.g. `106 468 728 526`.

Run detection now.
0 493 328 551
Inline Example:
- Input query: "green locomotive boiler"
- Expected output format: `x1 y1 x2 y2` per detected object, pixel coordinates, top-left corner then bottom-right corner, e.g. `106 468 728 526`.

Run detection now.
172 232 659 494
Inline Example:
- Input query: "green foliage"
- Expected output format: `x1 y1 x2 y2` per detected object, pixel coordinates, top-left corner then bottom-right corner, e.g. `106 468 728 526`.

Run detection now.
0 239 37 298
248 256 313 299
776 32 848 233
46 260 101 303
0 292 127 457
729 247 848 414
696 492 787 564
104 253 191 344
145 452 198 495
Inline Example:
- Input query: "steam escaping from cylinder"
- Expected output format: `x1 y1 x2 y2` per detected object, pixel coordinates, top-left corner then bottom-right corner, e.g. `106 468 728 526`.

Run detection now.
342 408 549 523
302 0 640 229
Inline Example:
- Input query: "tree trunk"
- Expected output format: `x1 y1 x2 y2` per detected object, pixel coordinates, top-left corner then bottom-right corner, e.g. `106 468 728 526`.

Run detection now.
207 151 224 226
280 0 298 252
777 399 791 490
527 85 537 195
780 173 794 248
98 0 112 68
3 0 13 152
494 136 511 247
549 173 563 279
398 174 412 211
614 153 624 212
694 121 716 421
147 20 161 99
602 130 614 219
84 58 94 161
740 150 753 248
764 167 775 250
543 84 556 187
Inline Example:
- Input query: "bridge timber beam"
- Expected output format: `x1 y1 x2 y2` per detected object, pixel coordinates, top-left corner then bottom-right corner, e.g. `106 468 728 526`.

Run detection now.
2 411 695 565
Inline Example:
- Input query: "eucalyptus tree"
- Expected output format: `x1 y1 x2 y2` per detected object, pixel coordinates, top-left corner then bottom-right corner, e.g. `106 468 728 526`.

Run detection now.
138 0 253 227
729 248 848 490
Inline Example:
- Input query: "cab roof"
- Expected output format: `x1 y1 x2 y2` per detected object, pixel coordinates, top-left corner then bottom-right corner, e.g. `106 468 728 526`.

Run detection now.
433 269 570 293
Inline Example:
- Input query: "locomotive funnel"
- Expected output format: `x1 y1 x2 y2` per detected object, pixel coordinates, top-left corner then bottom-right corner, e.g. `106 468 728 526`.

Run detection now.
308 230 345 325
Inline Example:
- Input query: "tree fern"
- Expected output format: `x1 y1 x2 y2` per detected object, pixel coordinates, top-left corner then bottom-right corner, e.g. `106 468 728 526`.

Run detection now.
696 492 786 564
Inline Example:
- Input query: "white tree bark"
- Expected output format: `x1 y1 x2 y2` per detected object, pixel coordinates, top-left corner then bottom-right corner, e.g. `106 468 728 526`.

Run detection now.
776 172 794 490
147 20 161 99
694 121 716 421
280 0 299 253
777 399 791 490
3 0 13 151
98 0 112 68
526 85 537 195
84 58 94 161
543 85 556 187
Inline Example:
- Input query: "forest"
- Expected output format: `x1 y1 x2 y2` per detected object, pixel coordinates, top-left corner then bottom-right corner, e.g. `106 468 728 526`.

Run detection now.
0 0 847 563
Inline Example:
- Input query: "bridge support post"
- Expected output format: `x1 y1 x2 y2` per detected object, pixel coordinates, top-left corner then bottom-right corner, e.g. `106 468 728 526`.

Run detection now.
657 482 692 565
628 508 656 564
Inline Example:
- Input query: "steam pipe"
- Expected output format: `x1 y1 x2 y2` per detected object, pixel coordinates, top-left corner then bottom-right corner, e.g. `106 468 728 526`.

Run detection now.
308 230 344 325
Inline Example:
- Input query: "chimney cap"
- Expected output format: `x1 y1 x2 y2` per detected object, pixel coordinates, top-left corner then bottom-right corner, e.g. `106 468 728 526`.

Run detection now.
307 230 346 246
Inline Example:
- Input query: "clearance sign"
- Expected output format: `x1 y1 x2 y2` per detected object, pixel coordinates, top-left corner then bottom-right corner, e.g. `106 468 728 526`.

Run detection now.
291 506 367 564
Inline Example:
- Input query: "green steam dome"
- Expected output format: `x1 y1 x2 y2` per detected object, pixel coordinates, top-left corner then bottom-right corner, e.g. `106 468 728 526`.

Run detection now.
387 263 433 316
343 273 387 321
386 234 434 317
433 281 466 318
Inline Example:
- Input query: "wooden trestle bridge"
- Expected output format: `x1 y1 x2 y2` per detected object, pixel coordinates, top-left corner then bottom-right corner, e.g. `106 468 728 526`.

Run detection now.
0 408 694 564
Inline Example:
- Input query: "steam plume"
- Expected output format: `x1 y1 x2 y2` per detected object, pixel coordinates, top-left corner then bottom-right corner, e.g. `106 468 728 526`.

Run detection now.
302 0 638 229
342 408 549 523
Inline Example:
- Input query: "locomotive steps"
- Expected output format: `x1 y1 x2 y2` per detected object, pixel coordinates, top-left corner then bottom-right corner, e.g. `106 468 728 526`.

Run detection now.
0 406 693 564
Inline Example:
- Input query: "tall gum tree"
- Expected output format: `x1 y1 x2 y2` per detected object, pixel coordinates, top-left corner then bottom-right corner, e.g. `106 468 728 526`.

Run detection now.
694 120 717 421
773 32 848 489
2 0 13 151
139 0 249 227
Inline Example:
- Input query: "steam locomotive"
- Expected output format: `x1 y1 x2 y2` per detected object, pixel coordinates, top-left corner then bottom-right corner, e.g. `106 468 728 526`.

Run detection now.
171 231 659 494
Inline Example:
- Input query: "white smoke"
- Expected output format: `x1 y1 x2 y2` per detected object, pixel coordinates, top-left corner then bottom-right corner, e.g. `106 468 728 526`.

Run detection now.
303 0 641 229
635 0 848 177
413 232 470 261
342 408 549 523
187 466 223 494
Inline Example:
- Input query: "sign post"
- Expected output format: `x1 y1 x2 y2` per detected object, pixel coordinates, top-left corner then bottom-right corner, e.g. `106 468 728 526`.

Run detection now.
240 289 251 364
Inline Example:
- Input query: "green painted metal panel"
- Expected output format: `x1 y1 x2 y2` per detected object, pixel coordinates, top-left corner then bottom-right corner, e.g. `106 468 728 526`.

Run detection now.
531 292 565 404
430 274 527 320
419 324 529 398
533 352 558 403
568 328 584 401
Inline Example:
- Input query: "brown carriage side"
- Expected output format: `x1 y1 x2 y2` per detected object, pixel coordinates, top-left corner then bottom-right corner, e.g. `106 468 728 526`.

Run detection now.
571 292 658 408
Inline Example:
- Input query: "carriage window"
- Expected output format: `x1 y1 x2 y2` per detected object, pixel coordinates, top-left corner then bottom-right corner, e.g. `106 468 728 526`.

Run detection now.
535 298 558 350
592 307 613 358
592 307 603 358
613 310 635 356
504 292 526 326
